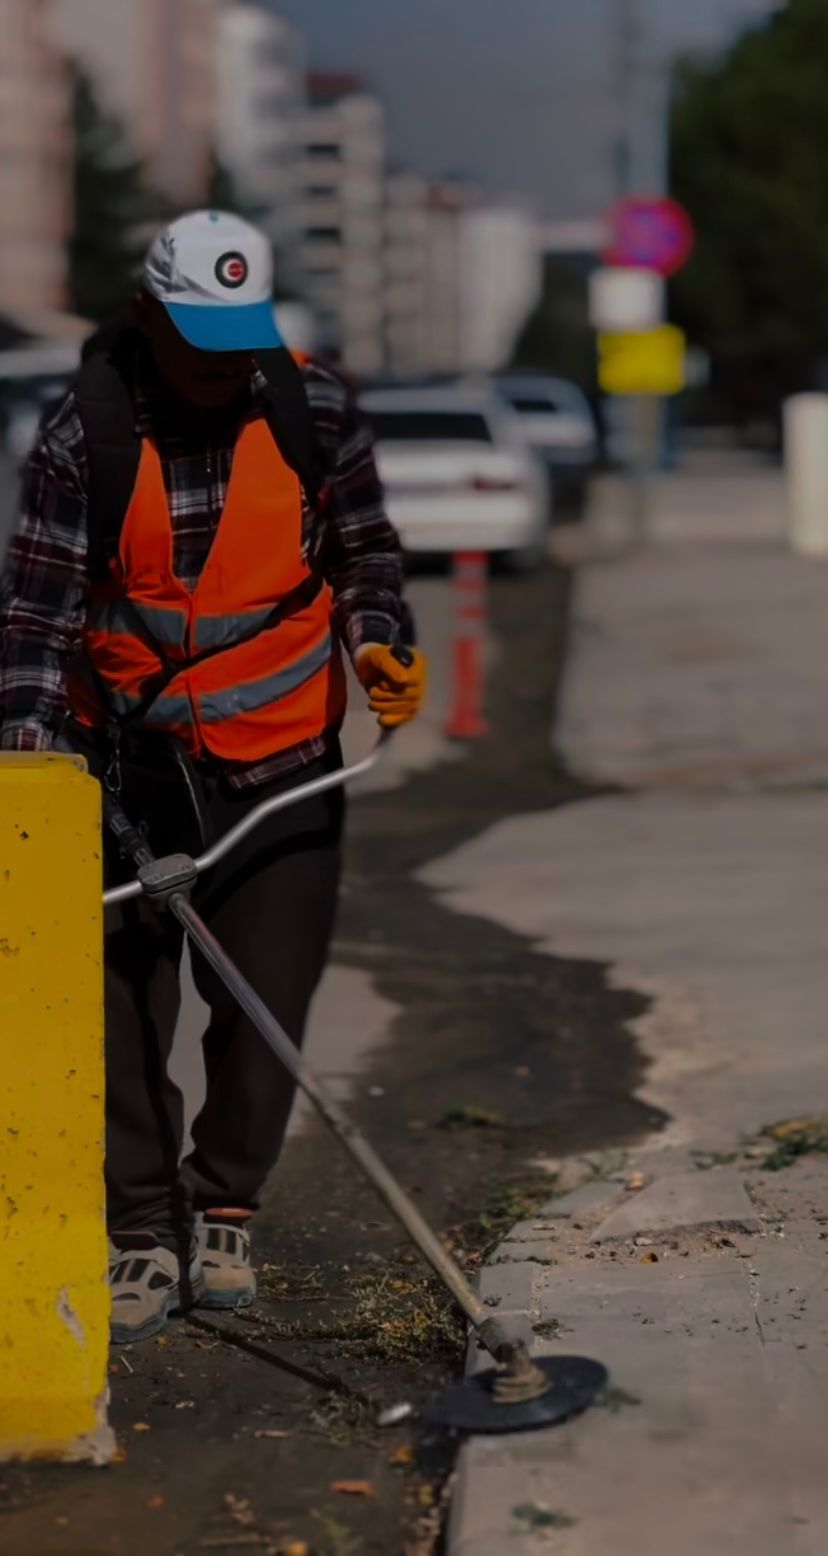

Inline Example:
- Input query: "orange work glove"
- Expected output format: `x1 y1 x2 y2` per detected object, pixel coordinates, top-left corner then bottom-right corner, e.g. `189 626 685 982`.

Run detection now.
354 644 428 728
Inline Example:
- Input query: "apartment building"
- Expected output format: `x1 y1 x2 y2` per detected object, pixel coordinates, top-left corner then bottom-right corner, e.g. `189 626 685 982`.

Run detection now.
50 0 218 206
0 0 72 314
383 168 431 375
297 73 386 375
459 204 543 373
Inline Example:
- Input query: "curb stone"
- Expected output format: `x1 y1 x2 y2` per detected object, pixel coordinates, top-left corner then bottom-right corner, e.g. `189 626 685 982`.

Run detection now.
447 1163 777 1556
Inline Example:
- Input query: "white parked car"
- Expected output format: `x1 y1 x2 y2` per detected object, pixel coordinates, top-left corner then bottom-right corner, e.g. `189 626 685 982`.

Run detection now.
0 339 81 463
2 378 73 463
495 374 598 511
359 385 548 569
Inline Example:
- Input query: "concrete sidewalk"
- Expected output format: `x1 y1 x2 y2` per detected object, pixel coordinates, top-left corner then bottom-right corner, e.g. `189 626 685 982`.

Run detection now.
423 460 828 1554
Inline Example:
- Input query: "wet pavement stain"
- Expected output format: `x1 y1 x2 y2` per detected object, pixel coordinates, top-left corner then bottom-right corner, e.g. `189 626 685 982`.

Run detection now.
335 562 664 1180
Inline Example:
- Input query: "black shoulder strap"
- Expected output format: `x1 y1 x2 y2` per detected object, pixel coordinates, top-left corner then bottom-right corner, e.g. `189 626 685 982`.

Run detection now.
76 337 142 581
254 348 329 510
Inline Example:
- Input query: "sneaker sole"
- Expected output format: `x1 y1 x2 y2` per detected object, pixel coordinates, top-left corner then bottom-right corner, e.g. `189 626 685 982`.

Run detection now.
194 1285 257 1312
110 1273 206 1345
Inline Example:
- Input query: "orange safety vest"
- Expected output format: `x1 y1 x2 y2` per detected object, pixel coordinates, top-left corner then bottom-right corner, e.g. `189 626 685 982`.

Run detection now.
69 417 347 761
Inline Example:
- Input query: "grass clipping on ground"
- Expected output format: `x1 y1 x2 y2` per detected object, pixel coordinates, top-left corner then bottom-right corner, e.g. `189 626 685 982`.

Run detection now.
255 1265 464 1364
459 1177 552 1260
253 1172 556 1364
350 1273 463 1362
757 1117 828 1172
693 1117 828 1175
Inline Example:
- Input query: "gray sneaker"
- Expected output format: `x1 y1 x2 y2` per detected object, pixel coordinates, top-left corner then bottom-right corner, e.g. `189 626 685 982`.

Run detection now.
195 1214 257 1310
109 1234 205 1344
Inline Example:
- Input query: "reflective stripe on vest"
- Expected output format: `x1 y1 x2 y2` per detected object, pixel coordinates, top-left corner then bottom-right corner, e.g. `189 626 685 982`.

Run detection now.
193 605 282 652
87 600 286 655
198 632 333 723
109 632 334 727
88 598 188 648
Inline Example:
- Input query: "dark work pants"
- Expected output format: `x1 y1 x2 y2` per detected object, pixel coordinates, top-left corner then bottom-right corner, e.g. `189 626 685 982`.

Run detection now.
102 747 344 1236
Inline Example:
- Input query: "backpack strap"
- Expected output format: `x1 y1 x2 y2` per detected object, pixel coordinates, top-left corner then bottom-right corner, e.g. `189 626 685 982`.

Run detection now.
76 342 142 581
253 347 329 512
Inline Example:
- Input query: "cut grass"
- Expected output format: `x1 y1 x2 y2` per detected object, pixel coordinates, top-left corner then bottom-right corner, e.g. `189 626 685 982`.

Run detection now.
461 1177 551 1260
757 1117 828 1172
532 1319 562 1340
254 1268 463 1365
693 1118 828 1175
596 1384 641 1413
512 1503 576 1531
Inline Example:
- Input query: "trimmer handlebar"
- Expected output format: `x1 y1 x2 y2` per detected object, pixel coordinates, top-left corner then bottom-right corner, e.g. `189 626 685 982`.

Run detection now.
103 730 390 908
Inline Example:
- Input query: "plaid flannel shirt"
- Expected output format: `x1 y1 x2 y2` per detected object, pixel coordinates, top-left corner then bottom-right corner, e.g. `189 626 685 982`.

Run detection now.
0 355 404 787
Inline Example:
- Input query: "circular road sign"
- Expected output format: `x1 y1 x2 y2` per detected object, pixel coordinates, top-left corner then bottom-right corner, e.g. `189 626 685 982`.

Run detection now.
604 197 695 278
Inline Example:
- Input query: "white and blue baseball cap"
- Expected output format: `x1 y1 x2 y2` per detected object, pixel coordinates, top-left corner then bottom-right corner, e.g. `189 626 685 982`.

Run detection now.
142 210 283 353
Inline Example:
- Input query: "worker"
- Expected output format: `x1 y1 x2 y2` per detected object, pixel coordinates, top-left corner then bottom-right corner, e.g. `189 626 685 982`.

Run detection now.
0 211 426 1343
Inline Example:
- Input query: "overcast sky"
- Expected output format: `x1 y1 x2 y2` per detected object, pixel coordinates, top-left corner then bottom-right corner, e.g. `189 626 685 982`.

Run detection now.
274 0 778 218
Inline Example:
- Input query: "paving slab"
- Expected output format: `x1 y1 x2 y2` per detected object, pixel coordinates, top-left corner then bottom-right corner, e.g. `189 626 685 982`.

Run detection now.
479 1261 538 1315
542 1179 628 1221
492 1239 559 1264
593 1167 761 1242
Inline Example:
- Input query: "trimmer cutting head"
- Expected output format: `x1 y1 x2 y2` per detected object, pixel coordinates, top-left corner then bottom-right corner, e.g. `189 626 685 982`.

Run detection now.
425 1356 608 1434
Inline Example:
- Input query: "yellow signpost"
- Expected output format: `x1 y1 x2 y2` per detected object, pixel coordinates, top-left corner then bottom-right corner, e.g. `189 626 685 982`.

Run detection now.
0 754 113 1463
598 324 687 397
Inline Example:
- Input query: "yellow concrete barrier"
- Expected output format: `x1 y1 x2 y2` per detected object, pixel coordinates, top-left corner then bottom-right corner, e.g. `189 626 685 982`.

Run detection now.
0 754 113 1463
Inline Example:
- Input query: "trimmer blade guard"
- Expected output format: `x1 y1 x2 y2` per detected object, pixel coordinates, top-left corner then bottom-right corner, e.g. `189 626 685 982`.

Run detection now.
425 1355 608 1435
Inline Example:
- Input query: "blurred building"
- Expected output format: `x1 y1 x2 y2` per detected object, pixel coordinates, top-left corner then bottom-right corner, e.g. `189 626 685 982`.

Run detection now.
459 205 543 373
383 169 430 375
383 176 471 379
297 73 386 375
383 178 540 379
0 0 72 313
216 1 306 274
50 0 218 205
420 181 471 377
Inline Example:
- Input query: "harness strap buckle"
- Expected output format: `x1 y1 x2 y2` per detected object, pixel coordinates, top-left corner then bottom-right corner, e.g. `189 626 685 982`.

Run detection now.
137 852 198 904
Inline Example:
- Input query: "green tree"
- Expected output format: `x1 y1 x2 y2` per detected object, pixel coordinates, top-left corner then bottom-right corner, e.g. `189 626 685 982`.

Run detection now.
671 0 828 405
68 68 159 321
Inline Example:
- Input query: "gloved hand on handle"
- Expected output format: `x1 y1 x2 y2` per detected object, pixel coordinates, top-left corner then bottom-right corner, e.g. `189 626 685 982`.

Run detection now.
354 643 428 728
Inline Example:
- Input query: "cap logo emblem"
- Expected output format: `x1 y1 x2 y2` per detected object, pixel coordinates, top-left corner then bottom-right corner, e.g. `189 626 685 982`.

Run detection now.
215 251 248 289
